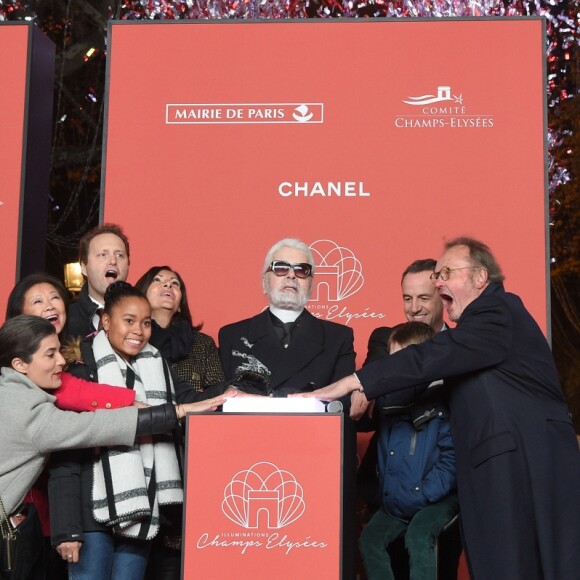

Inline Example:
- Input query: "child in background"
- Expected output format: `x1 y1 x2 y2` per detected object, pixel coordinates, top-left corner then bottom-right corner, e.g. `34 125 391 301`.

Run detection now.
359 321 458 580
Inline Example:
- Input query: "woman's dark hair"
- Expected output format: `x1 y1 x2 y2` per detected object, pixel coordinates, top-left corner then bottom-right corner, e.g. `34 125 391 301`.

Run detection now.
134 266 202 330
103 281 149 315
5 273 70 321
0 315 58 367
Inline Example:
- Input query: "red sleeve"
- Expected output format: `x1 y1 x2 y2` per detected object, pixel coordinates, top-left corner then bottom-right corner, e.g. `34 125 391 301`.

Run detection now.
54 372 135 412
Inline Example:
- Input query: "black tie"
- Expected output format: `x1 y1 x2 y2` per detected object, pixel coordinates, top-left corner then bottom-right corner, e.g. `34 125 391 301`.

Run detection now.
281 321 294 348
96 307 104 331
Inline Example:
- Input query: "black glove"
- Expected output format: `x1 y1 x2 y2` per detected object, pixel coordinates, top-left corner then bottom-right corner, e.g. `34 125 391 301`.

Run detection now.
229 370 271 396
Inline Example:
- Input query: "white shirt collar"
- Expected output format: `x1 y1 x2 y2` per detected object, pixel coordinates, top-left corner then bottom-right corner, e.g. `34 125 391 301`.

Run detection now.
269 306 303 323
90 297 104 309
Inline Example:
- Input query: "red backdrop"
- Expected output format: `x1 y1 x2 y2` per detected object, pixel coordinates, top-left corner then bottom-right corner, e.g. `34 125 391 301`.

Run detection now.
1 23 53 320
103 18 548 365
0 25 28 316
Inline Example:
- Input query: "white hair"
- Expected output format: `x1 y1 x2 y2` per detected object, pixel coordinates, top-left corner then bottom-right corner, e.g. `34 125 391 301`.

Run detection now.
262 238 315 274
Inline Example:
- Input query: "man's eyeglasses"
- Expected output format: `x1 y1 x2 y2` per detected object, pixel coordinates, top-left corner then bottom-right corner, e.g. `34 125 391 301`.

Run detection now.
430 266 477 283
267 260 313 279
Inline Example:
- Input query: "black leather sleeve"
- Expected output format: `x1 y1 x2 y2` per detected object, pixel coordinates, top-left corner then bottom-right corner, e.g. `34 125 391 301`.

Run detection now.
136 403 178 436
48 449 85 547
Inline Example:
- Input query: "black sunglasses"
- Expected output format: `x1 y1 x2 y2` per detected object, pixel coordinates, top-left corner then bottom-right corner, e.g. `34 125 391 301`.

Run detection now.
267 260 313 279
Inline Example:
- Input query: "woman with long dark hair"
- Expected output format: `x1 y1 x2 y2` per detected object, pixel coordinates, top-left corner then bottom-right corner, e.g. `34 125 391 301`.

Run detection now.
135 266 224 392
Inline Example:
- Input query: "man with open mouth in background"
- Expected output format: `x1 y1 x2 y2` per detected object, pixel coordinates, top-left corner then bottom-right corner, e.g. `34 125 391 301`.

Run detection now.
67 223 130 339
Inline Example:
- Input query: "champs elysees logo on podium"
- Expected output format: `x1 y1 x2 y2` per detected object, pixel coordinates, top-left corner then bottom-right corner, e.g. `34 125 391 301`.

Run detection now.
195 461 329 555
222 462 305 529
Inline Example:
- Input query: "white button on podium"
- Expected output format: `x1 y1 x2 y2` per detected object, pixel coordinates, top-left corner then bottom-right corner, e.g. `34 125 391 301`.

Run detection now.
222 396 326 413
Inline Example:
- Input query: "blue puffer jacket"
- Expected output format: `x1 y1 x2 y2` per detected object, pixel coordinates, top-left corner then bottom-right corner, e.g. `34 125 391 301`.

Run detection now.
377 403 456 522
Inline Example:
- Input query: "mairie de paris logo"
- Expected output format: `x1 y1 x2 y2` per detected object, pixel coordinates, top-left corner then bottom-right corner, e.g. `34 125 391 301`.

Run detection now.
166 102 323 124
222 462 305 530
308 239 364 302
292 104 314 122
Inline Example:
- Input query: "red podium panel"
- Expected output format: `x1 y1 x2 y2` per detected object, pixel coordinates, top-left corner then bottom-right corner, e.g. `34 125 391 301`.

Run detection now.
0 23 54 317
183 413 348 579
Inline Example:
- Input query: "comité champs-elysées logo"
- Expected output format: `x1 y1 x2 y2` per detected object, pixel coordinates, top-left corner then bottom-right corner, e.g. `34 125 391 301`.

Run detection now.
394 85 494 129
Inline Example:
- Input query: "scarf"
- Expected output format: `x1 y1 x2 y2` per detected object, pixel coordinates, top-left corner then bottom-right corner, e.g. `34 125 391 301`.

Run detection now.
150 318 194 364
91 330 183 540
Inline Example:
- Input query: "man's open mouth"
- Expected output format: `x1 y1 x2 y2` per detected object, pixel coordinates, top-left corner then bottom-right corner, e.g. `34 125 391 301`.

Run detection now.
439 292 453 306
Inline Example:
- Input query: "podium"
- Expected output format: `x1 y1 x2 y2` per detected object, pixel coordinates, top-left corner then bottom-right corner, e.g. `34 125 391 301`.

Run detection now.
182 400 356 579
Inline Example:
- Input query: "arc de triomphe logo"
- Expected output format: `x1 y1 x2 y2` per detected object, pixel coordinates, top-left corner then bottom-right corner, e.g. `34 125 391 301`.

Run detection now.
222 462 305 529
308 239 364 302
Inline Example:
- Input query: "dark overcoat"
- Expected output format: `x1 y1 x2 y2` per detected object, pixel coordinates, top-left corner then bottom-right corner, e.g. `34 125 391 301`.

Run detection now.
357 283 580 580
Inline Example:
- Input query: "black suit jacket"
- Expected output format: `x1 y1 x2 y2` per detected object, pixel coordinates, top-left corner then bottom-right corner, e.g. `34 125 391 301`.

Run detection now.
218 309 355 397
357 283 580 579
363 326 393 366
67 284 100 339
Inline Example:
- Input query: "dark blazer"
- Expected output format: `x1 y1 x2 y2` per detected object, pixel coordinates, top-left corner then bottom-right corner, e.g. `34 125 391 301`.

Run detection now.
218 309 355 397
357 283 580 580
363 326 393 366
67 284 99 339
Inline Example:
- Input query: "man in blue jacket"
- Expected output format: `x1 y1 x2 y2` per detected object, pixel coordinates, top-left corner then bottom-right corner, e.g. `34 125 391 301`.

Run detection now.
359 322 457 580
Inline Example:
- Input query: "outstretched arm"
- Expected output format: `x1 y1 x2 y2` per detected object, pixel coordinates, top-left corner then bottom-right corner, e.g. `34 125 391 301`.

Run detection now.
292 373 362 401
54 372 135 411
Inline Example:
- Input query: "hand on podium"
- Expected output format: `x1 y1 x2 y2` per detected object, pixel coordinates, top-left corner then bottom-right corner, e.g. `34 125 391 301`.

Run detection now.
289 373 362 402
179 391 237 418
225 387 268 399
